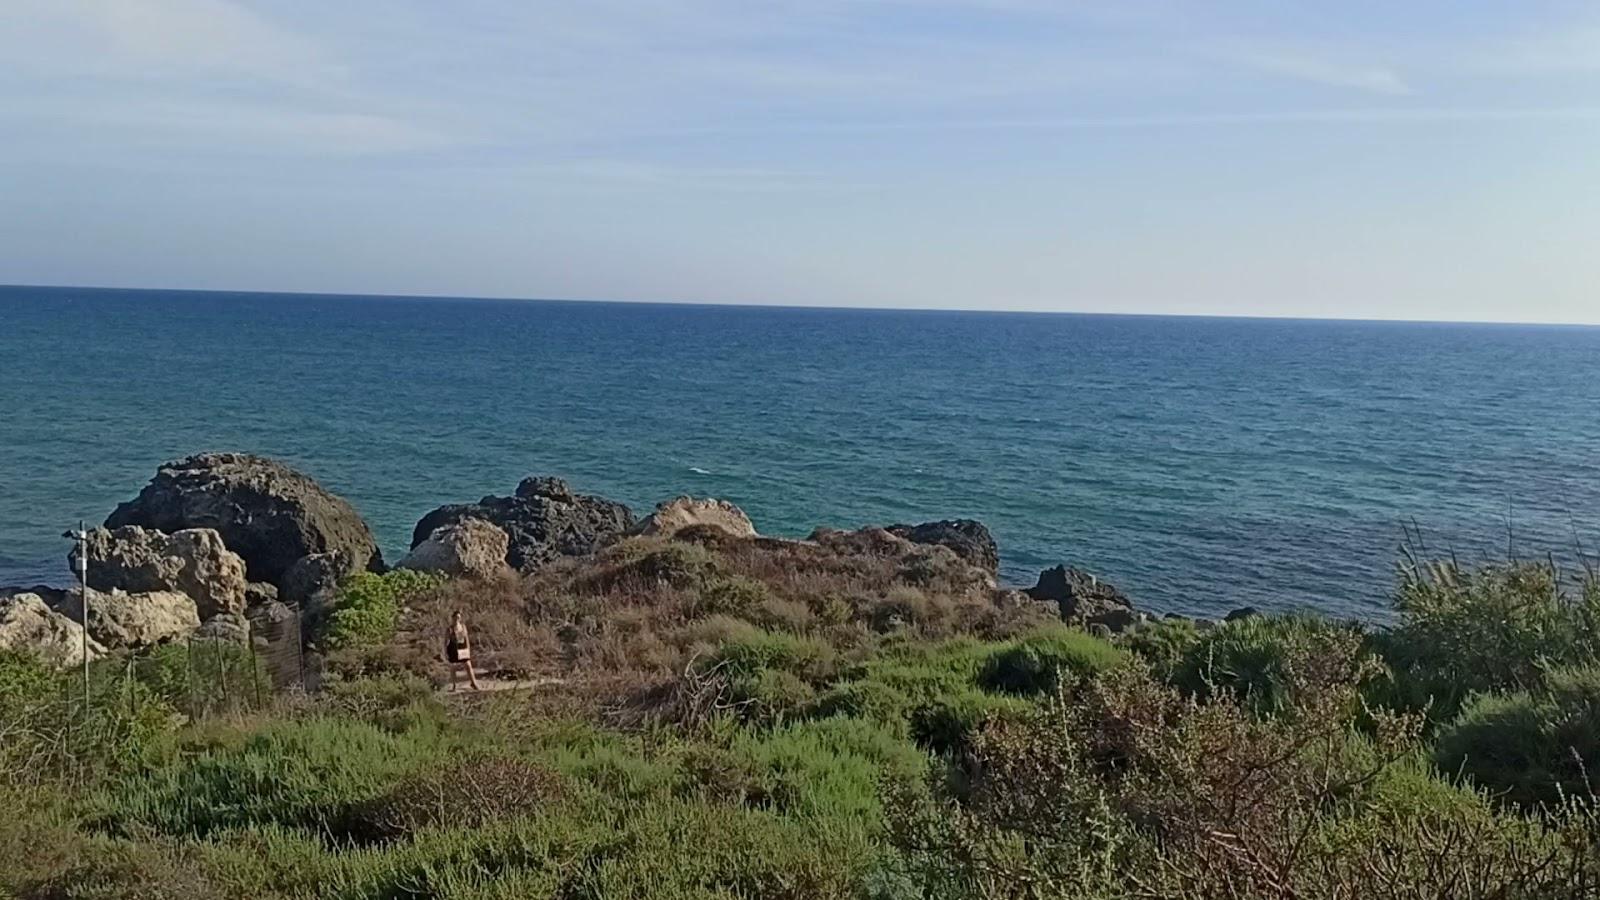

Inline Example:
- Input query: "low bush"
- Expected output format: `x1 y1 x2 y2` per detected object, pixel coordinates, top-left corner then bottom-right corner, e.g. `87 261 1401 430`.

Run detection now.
1435 665 1600 808
978 625 1126 696
324 569 443 650
92 716 447 840
583 539 724 593
1172 613 1363 717
704 628 837 684
1380 559 1600 723
691 574 772 619
133 639 271 718
1120 615 1203 681
359 753 564 837
0 651 175 787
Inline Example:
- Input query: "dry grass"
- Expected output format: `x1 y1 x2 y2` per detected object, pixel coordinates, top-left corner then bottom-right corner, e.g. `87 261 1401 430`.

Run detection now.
385 530 1050 719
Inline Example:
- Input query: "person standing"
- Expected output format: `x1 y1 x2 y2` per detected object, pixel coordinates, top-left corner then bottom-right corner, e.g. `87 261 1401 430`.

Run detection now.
444 610 481 691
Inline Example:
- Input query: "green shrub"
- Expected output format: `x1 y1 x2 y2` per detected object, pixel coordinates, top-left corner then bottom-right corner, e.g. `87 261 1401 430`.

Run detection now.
1434 665 1600 808
814 638 1005 750
910 687 1028 755
0 651 175 786
705 628 836 683
132 640 270 718
93 717 446 839
321 673 446 733
978 626 1126 696
729 668 817 723
1121 616 1203 681
1381 560 1600 723
1172 614 1359 717
359 753 564 837
324 569 442 650
729 716 927 820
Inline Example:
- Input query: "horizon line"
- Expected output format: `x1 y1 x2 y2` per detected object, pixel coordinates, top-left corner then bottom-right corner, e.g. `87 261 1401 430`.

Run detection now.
5 281 1598 329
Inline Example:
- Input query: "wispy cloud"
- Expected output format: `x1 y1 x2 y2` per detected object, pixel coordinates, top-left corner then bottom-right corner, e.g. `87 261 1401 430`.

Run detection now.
3 0 339 86
1218 50 1413 95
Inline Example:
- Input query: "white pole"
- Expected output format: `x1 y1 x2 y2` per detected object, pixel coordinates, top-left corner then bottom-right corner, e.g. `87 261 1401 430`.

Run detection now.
79 520 89 706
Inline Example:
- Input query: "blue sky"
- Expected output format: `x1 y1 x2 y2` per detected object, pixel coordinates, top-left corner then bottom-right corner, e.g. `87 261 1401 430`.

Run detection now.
2 1 1598 323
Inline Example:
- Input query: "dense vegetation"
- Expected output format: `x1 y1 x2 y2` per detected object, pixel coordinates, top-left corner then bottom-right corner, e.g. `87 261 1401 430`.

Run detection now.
3 531 1598 899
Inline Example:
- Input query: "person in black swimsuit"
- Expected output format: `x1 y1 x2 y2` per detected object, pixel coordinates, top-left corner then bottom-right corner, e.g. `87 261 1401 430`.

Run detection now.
444 610 481 691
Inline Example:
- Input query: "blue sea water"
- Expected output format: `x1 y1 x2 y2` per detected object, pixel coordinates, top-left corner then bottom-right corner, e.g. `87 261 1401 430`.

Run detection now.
2 285 1598 620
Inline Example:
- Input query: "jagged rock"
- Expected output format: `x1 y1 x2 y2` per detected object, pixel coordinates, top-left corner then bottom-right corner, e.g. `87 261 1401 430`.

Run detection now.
1085 607 1144 634
809 526 995 592
1224 606 1260 623
279 551 350 616
1025 565 1133 621
69 525 246 619
885 520 999 576
411 477 635 573
0 592 106 666
51 588 199 650
196 613 251 644
106 452 383 586
245 581 279 608
398 518 511 580
631 497 756 539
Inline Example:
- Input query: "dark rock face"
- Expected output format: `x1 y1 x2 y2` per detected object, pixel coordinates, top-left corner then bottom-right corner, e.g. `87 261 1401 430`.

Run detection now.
1025 565 1133 621
279 551 352 616
884 520 999 575
245 581 279 608
106 453 383 586
1224 606 1260 622
411 477 636 573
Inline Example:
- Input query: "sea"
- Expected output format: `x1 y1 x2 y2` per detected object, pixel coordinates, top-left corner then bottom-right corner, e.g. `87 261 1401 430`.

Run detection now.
3 285 1598 621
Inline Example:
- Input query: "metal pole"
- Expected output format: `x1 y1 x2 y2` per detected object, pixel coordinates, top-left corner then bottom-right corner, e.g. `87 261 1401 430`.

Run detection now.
78 521 90 707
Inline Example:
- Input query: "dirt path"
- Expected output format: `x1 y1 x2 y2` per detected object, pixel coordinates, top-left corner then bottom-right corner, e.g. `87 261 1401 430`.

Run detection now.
438 675 564 695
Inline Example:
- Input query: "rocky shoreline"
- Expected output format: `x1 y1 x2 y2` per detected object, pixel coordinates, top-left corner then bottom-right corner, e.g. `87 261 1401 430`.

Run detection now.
0 452 1238 668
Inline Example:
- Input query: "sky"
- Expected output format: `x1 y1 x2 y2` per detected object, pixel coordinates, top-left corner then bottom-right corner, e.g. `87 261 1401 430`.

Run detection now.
1 1 1598 323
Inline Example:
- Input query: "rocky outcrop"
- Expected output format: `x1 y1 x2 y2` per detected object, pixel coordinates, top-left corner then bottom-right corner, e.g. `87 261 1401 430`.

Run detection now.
411 477 635 573
70 526 246 619
1025 565 1133 621
809 526 996 593
884 520 999 576
51 588 199 650
630 497 756 539
398 518 511 580
106 453 383 586
245 581 279 608
0 592 105 667
279 551 351 617
195 613 251 644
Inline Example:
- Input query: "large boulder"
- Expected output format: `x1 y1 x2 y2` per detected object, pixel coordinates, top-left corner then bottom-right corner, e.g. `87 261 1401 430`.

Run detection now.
51 588 199 650
411 477 635 573
0 592 105 667
1025 565 1133 621
245 581 279 608
279 551 352 617
106 453 383 586
69 526 246 619
630 497 756 539
398 518 511 580
196 613 251 644
884 520 999 576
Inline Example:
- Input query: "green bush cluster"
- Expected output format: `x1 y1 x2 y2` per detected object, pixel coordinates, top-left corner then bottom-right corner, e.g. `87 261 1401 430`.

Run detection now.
323 569 443 650
1435 665 1600 808
6 548 1600 900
